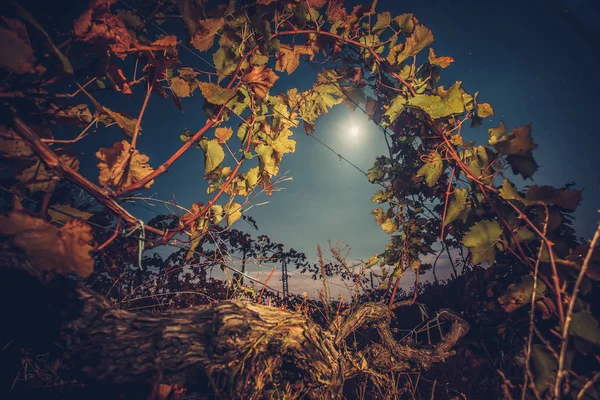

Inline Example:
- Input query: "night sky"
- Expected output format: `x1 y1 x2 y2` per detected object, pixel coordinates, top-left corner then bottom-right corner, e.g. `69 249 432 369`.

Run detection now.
17 0 599 296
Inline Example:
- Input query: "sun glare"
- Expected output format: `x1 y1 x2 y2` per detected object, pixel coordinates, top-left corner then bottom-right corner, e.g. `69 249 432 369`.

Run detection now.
350 125 359 136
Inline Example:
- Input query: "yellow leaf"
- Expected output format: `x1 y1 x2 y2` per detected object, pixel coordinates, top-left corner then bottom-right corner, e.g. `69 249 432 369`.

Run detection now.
223 202 242 227
0 211 94 277
96 140 155 189
198 139 225 173
396 25 434 64
271 129 296 155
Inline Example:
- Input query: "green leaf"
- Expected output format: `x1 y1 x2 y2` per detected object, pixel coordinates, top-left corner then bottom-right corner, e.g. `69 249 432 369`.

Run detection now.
444 188 468 227
408 81 465 119
170 76 193 98
569 311 600 344
199 139 225 173
255 144 279 176
395 25 434 64
223 202 242 227
213 46 239 83
498 275 546 313
272 129 296 155
210 204 224 224
531 344 557 392
365 254 379 269
383 95 407 124
416 151 443 187
462 219 503 265
197 82 233 105
372 12 391 34
498 179 526 202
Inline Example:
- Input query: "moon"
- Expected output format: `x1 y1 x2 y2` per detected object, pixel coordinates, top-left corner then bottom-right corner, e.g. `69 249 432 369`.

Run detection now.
350 125 359 137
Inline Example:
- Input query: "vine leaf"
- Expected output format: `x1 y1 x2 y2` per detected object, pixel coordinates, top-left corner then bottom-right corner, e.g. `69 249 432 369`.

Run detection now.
383 95 407 124
49 104 94 127
498 275 547 313
462 219 503 265
152 35 178 47
488 121 507 145
0 18 41 74
493 124 537 156
525 185 581 211
428 48 454 68
0 125 33 157
408 81 465 119
198 82 233 105
372 12 391 34
444 188 468 227
569 311 600 345
215 127 233 144
99 108 138 137
0 211 94 277
416 151 443 187
256 144 279 176
499 179 527 203
223 202 242 227
477 103 494 118
48 205 93 223
199 139 225 174
381 219 398 235
276 44 300 74
395 25 434 64
531 344 557 393
96 140 155 189
272 129 296 155
241 65 279 99
18 155 80 193
191 18 224 51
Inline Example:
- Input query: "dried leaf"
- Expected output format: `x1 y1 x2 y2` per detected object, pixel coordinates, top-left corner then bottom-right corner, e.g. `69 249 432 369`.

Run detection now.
96 140 155 189
428 48 454 68
18 155 79 193
197 82 233 105
0 211 94 277
0 18 39 74
215 127 233 144
241 65 279 99
191 18 224 51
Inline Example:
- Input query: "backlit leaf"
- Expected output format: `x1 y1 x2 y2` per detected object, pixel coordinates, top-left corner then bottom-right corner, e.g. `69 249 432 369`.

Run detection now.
199 139 225 173
462 219 503 265
372 12 391 34
493 125 537 156
444 188 468 227
477 102 494 118
256 144 279 176
0 211 94 277
223 202 242 227
416 151 443 187
395 25 434 64
408 81 465 119
488 121 507 145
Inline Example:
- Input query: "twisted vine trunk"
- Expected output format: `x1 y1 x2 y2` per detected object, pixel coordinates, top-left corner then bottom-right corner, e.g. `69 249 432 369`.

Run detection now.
0 249 469 399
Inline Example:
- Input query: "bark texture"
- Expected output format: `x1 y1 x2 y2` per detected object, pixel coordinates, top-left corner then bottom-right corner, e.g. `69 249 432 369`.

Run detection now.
0 249 469 399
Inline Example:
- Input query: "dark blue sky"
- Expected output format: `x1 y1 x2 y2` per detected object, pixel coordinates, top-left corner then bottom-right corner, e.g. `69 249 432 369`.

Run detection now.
52 0 599 288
